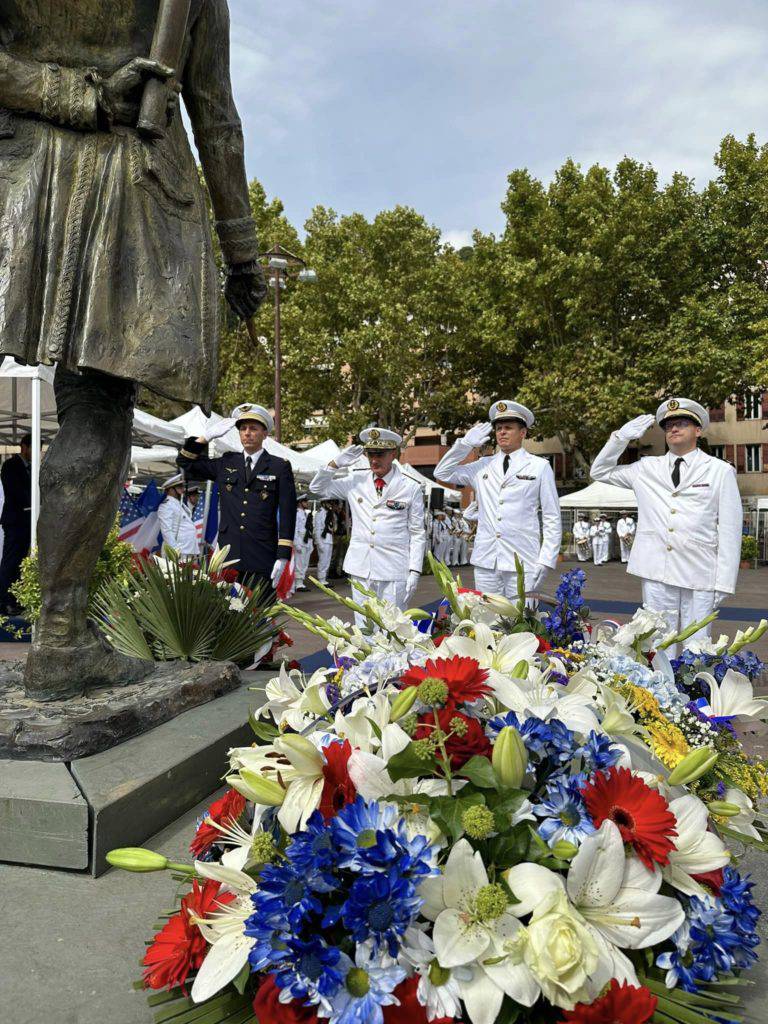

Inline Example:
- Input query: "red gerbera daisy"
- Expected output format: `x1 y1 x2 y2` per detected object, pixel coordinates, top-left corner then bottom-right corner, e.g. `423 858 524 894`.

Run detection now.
189 787 247 858
581 767 677 870
559 979 657 1024
400 655 490 704
142 880 234 993
319 739 357 820
253 975 320 1023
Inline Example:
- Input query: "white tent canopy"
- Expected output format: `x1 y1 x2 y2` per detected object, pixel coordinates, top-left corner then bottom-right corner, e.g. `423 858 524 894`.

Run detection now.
559 481 637 509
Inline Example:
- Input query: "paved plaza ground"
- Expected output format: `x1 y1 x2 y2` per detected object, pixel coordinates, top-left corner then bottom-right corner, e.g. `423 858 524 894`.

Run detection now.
2 560 767 1023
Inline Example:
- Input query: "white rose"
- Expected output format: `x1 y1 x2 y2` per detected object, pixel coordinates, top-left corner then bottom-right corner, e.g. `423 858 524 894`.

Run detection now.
522 890 599 1009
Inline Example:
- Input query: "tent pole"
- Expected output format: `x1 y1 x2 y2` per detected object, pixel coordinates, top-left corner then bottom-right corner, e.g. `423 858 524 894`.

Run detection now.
30 374 41 549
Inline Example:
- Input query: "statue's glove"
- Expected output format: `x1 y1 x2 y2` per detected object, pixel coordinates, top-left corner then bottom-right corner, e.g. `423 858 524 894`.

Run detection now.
225 261 268 320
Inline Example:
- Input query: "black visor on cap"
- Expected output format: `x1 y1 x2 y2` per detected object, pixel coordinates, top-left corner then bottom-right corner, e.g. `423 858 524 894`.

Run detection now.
660 412 700 428
494 416 527 428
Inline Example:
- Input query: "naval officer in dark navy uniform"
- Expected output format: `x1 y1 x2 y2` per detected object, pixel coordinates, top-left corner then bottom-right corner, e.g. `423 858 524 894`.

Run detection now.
177 403 297 593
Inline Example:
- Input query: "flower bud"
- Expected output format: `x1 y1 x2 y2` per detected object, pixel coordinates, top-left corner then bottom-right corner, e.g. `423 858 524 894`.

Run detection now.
667 746 718 786
405 608 433 620
482 593 519 616
390 685 419 721
492 726 527 788
550 840 579 861
106 848 169 872
226 769 285 806
706 801 742 818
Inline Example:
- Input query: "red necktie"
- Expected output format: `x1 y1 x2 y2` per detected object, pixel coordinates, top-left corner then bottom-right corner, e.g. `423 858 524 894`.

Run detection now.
374 476 385 493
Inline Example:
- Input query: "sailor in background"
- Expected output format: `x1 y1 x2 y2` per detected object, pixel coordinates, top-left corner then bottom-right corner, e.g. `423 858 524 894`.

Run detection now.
310 427 426 624
158 474 200 559
573 512 592 562
435 400 561 599
293 496 313 592
616 510 636 563
590 398 742 652
177 403 296 593
596 512 613 563
431 510 448 562
313 501 335 585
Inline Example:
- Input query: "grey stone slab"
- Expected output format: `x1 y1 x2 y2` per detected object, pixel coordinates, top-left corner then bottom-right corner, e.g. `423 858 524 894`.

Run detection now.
0 758 88 868
71 672 269 876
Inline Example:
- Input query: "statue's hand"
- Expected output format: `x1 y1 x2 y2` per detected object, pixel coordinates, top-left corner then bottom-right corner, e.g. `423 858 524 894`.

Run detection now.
100 57 175 126
225 262 268 320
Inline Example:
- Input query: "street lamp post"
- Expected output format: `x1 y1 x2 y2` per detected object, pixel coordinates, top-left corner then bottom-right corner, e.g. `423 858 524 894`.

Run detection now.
261 245 317 442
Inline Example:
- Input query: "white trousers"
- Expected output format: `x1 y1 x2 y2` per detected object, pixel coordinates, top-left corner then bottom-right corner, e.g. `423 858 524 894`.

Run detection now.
349 577 408 629
619 538 632 563
459 539 469 565
294 541 313 586
315 538 333 584
641 579 716 659
593 538 609 564
473 565 545 606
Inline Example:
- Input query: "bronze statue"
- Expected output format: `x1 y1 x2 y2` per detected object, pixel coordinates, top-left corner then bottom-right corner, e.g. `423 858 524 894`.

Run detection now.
0 1 266 700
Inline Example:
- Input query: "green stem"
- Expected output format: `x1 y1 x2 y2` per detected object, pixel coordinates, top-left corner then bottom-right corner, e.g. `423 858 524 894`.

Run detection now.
432 708 454 796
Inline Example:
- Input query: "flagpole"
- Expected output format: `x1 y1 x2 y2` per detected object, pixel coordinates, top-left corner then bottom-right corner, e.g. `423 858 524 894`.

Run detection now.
202 480 213 553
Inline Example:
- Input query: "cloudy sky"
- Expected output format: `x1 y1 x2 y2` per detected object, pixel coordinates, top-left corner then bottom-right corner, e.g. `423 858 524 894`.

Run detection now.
224 0 768 245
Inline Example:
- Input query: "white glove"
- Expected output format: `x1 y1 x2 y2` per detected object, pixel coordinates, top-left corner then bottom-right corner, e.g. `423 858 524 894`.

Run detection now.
404 570 421 605
203 416 238 441
333 444 364 468
461 422 493 448
713 590 728 609
529 564 548 591
270 558 288 587
616 414 655 443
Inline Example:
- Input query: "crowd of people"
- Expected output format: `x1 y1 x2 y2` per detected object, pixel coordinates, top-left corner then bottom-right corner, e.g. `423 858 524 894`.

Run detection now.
572 510 636 564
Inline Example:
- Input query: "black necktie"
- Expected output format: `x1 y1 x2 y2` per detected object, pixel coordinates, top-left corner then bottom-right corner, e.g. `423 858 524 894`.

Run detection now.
245 455 253 481
671 456 684 488
503 454 510 474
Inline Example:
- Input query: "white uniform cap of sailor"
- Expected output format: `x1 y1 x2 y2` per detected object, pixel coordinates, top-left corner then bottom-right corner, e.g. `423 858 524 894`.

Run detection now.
160 473 184 491
655 398 709 431
488 400 535 428
359 426 402 450
231 403 274 433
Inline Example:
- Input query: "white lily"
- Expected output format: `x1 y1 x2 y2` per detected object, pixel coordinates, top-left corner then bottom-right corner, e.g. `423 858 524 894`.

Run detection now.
272 733 327 832
440 624 540 703
663 794 730 895
496 676 601 736
694 668 768 720
190 860 257 1003
333 689 409 754
418 839 540 1024
719 788 761 840
254 663 330 731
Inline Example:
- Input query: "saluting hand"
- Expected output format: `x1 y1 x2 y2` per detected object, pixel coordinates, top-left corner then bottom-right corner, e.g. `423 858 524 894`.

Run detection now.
616 414 655 443
462 422 493 448
332 445 364 469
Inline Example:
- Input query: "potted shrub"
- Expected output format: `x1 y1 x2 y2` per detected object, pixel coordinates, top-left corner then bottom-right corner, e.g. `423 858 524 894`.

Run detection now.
741 534 758 568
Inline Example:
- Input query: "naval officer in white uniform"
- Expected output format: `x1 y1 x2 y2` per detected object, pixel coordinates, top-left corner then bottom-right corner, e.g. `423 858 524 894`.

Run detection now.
573 512 592 561
309 427 426 624
158 474 200 558
590 398 742 651
434 400 561 599
616 511 636 563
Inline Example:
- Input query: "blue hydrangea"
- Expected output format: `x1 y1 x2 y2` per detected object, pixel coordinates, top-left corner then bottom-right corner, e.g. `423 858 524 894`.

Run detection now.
339 650 427 700
533 773 596 847
607 654 685 709
541 569 587 644
487 710 576 765
672 649 765 683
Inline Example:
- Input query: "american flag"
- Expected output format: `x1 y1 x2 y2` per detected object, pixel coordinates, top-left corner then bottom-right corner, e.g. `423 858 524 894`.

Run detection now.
118 481 162 554
191 482 219 549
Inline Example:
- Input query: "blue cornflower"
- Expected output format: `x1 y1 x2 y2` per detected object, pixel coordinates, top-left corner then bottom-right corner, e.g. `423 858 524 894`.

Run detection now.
341 868 422 956
331 797 435 878
534 774 596 847
487 710 576 765
329 946 406 1024
579 731 622 772
270 936 349 1008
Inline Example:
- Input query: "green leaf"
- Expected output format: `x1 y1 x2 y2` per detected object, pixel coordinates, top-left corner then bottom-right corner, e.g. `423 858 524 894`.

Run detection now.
387 741 437 781
494 996 522 1024
232 962 251 996
249 715 278 743
456 755 499 790
365 717 383 742
488 823 531 870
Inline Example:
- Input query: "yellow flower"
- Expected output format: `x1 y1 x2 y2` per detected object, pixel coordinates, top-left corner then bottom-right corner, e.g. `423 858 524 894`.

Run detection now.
616 681 663 721
646 720 690 769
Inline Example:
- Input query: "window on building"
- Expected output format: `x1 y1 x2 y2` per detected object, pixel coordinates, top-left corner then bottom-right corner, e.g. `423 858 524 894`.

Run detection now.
709 445 725 460
745 444 761 473
744 392 761 419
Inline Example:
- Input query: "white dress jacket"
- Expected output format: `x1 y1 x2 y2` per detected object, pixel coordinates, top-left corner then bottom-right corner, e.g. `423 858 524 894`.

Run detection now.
434 443 562 571
309 464 426 582
590 435 742 593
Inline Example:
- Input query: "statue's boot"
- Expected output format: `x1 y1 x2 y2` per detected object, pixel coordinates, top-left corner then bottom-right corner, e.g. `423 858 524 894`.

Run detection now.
24 625 153 702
